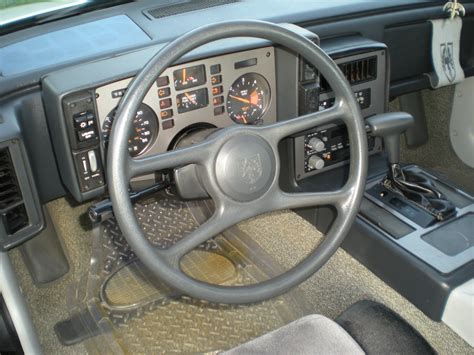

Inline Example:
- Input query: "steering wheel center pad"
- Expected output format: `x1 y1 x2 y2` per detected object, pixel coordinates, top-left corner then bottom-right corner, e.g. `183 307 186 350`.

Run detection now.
215 134 276 202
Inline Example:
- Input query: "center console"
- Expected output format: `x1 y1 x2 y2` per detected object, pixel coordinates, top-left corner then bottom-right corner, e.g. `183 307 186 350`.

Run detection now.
290 37 474 333
362 166 474 274
345 111 474 337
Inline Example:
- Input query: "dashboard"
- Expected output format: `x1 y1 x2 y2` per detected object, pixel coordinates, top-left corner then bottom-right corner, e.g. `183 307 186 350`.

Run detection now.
0 0 454 209
40 34 388 202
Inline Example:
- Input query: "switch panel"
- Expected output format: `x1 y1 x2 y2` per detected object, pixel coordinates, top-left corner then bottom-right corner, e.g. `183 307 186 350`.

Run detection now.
63 92 104 195
73 148 104 193
63 93 100 150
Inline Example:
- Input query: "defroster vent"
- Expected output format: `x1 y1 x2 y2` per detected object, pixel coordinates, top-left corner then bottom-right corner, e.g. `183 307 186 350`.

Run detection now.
146 0 239 19
320 56 377 92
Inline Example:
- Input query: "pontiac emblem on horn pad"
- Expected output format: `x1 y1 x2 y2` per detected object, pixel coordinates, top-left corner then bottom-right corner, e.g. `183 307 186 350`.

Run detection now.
238 154 263 185
441 42 456 83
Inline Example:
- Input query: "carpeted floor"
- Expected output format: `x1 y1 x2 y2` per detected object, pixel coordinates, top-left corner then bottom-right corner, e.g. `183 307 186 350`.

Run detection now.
9 198 91 355
9 198 473 354
239 211 473 354
390 86 474 195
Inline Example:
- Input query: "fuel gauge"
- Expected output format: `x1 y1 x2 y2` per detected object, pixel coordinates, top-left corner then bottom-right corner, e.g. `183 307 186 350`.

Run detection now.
173 64 206 91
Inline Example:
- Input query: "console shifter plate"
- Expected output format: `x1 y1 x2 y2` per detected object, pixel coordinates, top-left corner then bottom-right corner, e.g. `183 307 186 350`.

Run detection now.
368 183 436 228
363 165 474 274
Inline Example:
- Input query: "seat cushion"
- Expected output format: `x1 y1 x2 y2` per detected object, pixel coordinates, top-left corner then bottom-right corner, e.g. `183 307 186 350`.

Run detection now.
224 314 364 354
336 300 435 354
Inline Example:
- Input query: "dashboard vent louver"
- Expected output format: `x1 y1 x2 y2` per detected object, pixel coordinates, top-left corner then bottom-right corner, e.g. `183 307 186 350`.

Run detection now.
146 0 239 20
0 148 22 210
0 148 28 235
320 56 377 93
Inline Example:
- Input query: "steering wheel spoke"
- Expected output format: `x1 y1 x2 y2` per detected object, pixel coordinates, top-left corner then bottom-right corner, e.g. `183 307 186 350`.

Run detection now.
128 140 212 178
263 100 346 144
276 186 350 211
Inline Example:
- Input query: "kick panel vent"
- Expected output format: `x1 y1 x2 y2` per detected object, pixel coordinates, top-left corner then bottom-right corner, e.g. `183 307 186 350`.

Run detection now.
0 148 28 235
320 56 377 92
0 149 22 209
146 0 239 19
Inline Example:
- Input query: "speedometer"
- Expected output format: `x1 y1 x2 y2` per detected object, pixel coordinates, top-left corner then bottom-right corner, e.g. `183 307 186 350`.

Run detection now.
102 103 158 157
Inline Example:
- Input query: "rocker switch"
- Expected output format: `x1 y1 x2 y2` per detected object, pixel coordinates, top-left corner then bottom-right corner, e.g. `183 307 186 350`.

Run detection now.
82 160 88 174
88 150 98 173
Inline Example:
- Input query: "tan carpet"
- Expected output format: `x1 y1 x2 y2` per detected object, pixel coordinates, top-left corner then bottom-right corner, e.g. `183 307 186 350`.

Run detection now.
9 198 473 354
390 86 474 195
239 210 473 354
9 198 92 354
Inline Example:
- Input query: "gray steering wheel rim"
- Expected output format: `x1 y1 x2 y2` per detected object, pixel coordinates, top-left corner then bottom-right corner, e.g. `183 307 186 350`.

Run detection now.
108 20 368 304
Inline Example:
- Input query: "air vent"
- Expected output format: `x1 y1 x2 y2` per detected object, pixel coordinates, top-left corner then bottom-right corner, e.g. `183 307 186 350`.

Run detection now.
146 0 239 19
0 149 22 210
0 148 28 235
320 56 377 92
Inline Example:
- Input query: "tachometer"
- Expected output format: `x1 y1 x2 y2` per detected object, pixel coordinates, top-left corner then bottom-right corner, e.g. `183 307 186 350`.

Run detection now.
226 73 271 125
102 103 158 157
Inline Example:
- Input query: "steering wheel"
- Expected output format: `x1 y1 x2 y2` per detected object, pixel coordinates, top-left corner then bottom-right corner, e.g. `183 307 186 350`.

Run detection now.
108 20 368 304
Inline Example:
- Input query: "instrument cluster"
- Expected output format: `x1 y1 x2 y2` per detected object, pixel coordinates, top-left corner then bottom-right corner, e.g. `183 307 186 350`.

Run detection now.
94 46 277 159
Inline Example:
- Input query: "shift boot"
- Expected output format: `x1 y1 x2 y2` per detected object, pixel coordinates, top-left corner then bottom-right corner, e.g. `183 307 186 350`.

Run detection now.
383 164 456 221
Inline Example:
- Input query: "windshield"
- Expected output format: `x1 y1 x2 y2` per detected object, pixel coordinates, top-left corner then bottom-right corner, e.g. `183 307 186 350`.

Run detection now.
1 1 90 25
0 0 132 34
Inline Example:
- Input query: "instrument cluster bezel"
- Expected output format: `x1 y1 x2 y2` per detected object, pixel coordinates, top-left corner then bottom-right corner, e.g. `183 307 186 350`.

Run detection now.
94 46 277 160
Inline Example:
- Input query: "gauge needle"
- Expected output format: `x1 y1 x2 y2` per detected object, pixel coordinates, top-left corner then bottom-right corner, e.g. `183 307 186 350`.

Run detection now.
183 68 186 83
249 90 259 106
235 114 248 124
229 95 250 104
184 92 196 104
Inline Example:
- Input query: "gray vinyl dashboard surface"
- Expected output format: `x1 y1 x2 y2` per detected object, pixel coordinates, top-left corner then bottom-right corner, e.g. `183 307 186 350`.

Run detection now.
41 24 316 97
0 15 151 76
0 0 466 96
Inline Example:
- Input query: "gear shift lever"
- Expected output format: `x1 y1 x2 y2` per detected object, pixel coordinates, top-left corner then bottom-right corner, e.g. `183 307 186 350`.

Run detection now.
366 112 414 165
366 112 456 222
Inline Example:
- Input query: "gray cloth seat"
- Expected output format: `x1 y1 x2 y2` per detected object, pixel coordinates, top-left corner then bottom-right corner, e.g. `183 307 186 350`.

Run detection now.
224 314 365 354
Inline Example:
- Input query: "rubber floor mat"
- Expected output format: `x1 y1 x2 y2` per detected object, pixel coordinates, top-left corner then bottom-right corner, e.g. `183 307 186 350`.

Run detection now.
66 192 311 354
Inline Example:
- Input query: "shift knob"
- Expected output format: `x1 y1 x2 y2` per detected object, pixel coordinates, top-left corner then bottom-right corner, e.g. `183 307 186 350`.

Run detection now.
366 112 414 164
